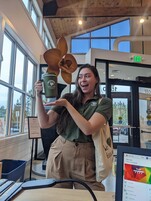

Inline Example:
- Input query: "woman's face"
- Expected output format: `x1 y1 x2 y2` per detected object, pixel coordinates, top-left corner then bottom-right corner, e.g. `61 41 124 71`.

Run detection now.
78 68 98 95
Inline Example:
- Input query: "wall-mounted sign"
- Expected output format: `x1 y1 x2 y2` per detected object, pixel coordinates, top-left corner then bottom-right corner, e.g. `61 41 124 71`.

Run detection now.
133 55 142 63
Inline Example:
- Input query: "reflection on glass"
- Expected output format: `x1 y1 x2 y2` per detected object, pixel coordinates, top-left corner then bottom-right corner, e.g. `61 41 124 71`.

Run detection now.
26 60 34 94
96 61 106 83
24 118 28 133
25 95 32 117
11 91 22 134
111 85 130 93
113 98 128 126
31 6 38 27
14 48 24 89
139 87 151 148
0 86 8 136
112 85 130 144
109 63 151 81
22 0 29 9
24 95 32 132
1 34 12 82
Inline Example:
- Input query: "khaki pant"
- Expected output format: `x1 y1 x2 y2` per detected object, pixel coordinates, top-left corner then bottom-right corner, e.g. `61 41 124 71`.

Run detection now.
46 135 105 191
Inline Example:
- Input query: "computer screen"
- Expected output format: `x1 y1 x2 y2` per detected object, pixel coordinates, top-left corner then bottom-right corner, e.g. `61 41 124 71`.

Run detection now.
115 146 151 201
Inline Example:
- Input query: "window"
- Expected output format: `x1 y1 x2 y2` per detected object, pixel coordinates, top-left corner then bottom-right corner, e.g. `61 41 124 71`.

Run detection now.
11 91 23 134
22 0 53 49
42 26 52 49
71 19 130 54
91 27 109 37
22 0 29 9
14 48 25 90
26 60 34 94
22 0 39 27
72 39 90 53
111 20 130 36
91 39 109 50
0 34 12 82
31 5 39 27
0 86 8 137
0 31 37 137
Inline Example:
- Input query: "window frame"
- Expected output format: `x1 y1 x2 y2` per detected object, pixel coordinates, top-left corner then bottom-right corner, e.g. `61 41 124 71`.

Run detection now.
0 27 38 137
71 19 130 54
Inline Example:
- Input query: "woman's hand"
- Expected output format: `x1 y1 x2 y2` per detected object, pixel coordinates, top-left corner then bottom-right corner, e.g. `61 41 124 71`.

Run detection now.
44 98 68 107
34 81 43 97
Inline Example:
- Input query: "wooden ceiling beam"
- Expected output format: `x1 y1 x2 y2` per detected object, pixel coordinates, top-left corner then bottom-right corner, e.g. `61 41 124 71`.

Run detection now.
44 7 151 18
56 0 84 8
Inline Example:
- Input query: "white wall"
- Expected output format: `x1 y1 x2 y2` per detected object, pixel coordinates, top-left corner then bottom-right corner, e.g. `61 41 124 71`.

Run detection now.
0 0 47 161
0 0 50 62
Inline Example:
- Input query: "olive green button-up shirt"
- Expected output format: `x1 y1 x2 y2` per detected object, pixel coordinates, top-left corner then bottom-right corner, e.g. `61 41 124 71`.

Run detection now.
52 96 112 143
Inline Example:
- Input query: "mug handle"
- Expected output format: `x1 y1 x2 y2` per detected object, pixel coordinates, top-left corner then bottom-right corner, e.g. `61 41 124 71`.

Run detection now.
39 79 45 96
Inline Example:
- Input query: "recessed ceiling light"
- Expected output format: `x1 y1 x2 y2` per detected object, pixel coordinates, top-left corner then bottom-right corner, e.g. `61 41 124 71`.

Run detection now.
78 20 83 25
140 18 145 23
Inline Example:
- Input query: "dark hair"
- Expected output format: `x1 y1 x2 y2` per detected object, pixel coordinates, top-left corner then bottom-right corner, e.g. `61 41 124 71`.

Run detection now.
56 64 101 134
73 63 101 104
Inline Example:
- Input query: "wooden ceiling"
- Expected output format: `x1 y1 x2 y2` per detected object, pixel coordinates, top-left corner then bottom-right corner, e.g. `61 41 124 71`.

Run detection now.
37 0 151 39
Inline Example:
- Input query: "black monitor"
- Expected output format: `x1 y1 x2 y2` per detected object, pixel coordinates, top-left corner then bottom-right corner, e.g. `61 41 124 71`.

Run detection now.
115 145 151 201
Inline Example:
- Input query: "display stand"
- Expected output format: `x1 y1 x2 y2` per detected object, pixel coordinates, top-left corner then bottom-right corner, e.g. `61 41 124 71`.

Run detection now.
26 117 41 181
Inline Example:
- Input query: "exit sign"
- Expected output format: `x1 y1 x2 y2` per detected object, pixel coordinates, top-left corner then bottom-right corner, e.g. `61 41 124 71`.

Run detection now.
133 55 142 62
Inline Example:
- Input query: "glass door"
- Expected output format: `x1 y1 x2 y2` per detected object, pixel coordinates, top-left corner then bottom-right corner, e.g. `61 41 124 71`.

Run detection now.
108 79 151 148
96 58 151 148
139 87 151 149
110 83 132 147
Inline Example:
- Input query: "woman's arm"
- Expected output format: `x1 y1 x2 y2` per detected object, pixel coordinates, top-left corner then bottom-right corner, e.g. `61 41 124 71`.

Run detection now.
66 101 106 135
35 81 58 128
45 98 107 135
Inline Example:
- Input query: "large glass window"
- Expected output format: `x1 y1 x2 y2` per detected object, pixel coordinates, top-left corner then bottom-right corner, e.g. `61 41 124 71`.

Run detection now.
0 31 37 136
26 60 34 94
109 63 151 81
72 39 90 54
0 34 12 82
25 95 33 117
22 0 53 49
91 27 109 37
22 0 39 28
91 39 109 50
111 20 130 36
42 29 52 49
14 48 24 89
11 91 22 134
71 19 130 54
0 85 8 137
22 0 29 9
31 5 39 27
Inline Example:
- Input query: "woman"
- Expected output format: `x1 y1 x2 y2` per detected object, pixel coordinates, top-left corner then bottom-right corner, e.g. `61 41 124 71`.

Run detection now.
35 64 112 190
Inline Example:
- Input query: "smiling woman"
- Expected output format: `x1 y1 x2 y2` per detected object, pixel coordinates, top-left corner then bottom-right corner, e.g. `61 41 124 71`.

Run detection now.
35 63 112 191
